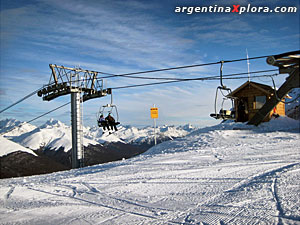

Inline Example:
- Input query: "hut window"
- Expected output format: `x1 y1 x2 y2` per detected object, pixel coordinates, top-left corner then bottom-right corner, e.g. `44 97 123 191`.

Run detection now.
255 96 266 109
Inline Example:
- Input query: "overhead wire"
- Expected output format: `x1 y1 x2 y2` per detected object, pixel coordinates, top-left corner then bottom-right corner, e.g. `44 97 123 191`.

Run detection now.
49 52 290 82
44 54 273 86
0 88 43 114
0 102 71 135
0 52 284 116
57 68 279 84
26 102 71 124
110 73 279 90
99 54 271 79
0 67 278 115
108 69 278 81
0 72 280 133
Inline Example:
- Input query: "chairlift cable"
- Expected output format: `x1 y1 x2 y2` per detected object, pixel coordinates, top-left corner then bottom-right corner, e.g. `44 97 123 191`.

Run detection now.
26 102 71 124
0 102 70 135
0 64 278 114
0 87 43 114
99 54 273 79
1 73 279 133
0 69 278 116
110 73 279 90
1 50 293 114
103 69 278 81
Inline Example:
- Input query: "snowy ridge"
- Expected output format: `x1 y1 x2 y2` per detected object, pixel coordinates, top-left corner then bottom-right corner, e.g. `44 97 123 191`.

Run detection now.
0 118 196 152
0 118 37 137
10 119 98 152
0 136 37 157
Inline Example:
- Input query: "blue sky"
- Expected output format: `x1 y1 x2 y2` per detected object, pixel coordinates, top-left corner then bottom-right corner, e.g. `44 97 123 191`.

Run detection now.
0 0 299 127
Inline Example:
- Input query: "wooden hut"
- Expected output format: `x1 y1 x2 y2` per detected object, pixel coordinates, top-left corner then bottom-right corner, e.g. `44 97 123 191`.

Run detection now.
227 81 285 123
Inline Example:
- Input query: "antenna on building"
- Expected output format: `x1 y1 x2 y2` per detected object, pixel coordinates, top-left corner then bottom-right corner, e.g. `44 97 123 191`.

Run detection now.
246 48 250 82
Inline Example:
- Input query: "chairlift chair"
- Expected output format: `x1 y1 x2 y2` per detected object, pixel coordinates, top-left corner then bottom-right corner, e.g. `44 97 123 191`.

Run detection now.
97 104 119 124
96 91 120 128
210 61 235 120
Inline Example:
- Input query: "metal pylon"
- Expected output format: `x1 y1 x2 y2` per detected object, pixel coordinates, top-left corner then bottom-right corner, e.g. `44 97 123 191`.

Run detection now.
71 92 84 168
38 65 110 169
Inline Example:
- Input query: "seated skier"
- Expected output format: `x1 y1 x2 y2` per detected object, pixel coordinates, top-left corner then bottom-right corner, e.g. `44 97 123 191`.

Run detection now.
98 115 110 131
105 113 118 131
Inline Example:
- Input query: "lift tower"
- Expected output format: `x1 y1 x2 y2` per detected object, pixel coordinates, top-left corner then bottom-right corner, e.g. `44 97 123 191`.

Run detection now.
38 64 111 168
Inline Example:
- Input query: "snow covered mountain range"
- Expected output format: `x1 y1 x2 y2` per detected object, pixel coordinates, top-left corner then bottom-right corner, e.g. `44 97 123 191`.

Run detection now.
0 118 195 156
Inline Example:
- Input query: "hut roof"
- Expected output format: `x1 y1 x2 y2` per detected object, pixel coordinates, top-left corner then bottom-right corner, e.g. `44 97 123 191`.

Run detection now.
227 81 274 97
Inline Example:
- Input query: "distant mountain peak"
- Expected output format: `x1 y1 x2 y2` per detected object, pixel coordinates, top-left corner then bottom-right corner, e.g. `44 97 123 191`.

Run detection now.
0 118 37 136
180 124 195 131
1 118 198 152
0 118 22 128
42 119 67 128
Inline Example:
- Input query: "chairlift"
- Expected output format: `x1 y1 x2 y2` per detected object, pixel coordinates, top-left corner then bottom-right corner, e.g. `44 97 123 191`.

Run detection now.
96 90 120 129
210 61 235 120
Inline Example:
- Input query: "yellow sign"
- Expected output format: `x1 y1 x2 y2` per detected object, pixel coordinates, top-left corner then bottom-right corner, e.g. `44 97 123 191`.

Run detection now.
150 107 158 119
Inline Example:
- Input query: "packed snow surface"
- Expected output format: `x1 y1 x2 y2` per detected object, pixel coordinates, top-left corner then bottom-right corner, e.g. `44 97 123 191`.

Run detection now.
0 117 299 224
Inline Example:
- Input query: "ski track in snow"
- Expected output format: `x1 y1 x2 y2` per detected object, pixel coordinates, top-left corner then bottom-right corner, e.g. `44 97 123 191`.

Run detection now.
0 118 300 224
4 187 15 200
180 163 300 225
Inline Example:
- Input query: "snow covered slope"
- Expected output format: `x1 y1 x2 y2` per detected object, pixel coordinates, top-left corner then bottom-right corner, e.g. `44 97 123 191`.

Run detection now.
0 136 37 157
0 117 299 224
146 116 300 156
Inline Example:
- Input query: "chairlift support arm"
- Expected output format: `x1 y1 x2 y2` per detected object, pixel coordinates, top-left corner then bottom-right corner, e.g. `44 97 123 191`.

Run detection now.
212 61 234 119
248 51 300 126
38 64 110 102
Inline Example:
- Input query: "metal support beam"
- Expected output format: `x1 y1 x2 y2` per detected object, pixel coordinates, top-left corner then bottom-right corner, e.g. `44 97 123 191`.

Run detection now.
71 92 84 168
248 68 299 126
49 64 59 85
91 72 97 92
